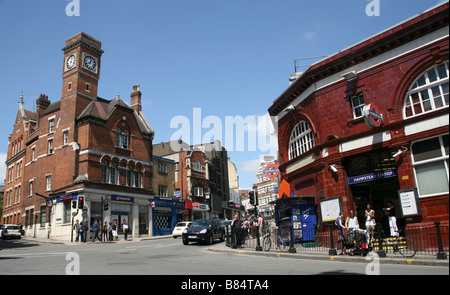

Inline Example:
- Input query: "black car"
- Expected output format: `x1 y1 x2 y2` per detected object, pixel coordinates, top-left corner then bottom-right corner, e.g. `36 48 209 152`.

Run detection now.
182 219 225 245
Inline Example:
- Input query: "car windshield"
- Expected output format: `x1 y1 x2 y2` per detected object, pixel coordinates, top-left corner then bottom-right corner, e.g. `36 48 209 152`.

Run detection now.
222 220 232 226
191 220 212 227
6 225 19 230
176 222 188 227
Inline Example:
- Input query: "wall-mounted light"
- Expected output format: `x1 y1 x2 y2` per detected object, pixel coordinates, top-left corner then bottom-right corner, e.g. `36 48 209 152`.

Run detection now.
329 164 338 173
283 105 303 113
392 146 408 158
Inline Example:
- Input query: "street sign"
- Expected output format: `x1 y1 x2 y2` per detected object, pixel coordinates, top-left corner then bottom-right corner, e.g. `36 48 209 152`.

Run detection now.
46 199 53 207
362 104 384 128
263 164 279 178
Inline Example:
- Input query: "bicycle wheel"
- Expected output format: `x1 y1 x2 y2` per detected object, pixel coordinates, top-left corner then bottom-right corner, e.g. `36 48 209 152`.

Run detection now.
398 237 417 258
263 236 271 251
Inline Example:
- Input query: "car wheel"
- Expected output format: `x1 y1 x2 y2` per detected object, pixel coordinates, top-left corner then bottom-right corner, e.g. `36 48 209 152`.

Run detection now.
207 234 213 245
183 239 189 245
219 232 225 242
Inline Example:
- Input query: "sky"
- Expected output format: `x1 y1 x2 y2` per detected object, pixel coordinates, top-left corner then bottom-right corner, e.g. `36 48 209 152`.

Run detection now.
0 0 447 189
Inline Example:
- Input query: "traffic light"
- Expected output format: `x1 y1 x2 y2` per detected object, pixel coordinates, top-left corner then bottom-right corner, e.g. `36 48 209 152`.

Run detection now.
72 200 77 209
249 190 258 206
77 195 84 209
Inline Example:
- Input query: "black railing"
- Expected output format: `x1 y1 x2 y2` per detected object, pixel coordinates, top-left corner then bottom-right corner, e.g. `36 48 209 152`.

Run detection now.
227 222 449 260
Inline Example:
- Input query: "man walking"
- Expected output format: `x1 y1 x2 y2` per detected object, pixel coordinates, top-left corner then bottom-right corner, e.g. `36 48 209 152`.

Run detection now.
91 219 101 242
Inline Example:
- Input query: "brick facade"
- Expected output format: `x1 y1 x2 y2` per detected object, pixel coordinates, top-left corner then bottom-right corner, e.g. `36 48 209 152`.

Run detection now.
269 3 449 228
2 32 155 240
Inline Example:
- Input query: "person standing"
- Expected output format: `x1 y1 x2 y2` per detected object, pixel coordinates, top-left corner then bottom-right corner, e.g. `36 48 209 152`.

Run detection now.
103 221 109 242
230 215 242 248
335 212 347 255
81 221 88 243
123 219 129 241
383 200 399 237
91 219 100 242
365 203 376 243
257 213 264 241
74 219 81 242
112 220 118 241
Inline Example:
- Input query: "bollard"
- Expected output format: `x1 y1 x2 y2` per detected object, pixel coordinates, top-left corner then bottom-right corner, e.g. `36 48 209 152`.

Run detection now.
435 222 447 260
231 227 236 249
288 224 297 253
376 224 386 258
226 226 230 247
329 224 337 256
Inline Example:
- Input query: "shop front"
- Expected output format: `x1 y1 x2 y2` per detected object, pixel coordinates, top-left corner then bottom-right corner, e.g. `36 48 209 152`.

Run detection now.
111 195 134 236
344 149 403 233
192 202 210 220
151 196 185 236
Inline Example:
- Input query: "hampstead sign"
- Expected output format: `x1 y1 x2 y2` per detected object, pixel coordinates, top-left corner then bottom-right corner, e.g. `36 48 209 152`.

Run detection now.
348 169 397 185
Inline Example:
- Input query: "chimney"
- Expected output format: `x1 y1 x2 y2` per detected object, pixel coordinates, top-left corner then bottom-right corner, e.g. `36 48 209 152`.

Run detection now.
36 94 51 125
130 84 142 112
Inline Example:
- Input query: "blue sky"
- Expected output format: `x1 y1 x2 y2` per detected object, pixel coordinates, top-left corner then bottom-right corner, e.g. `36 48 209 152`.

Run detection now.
0 0 446 189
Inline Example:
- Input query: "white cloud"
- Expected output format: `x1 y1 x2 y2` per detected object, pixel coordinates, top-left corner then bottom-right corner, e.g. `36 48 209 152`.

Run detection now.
304 31 317 40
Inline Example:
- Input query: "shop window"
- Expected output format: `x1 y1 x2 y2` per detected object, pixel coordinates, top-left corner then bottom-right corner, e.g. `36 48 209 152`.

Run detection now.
403 61 449 118
288 121 315 160
411 135 449 197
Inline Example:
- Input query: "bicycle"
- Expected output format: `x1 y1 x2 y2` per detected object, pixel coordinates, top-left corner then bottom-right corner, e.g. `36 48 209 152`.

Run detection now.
263 227 289 252
371 230 417 258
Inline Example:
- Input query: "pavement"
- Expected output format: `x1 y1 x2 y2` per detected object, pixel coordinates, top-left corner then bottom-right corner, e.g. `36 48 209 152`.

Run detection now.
6 235 449 267
207 239 450 267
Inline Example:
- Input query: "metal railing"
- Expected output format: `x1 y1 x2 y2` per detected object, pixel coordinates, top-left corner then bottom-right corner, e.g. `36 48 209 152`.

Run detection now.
226 222 449 260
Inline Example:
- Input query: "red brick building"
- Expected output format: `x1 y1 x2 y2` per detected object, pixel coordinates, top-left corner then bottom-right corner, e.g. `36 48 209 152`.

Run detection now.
2 32 155 240
269 3 449 231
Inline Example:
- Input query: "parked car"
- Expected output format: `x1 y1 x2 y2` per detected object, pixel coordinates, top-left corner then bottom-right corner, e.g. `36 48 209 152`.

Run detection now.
172 222 193 238
182 219 225 245
1 224 22 240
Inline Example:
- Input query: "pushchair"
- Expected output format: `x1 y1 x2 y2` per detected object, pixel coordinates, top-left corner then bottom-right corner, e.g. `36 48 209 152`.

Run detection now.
339 228 369 256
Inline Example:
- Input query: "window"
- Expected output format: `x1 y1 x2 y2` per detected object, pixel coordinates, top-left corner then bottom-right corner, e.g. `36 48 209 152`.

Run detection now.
101 161 109 183
126 166 133 187
40 206 47 227
159 185 168 197
411 135 449 197
49 119 55 133
63 201 71 224
48 139 54 154
115 128 130 149
194 187 204 197
29 180 34 197
110 163 118 185
32 147 35 161
288 121 315 160
351 93 365 118
404 61 449 118
46 175 52 191
158 163 168 173
134 167 142 188
63 130 69 145
193 160 202 172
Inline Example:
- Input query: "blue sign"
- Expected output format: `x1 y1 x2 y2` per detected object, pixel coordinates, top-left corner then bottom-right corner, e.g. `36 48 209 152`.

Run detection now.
111 195 134 203
46 200 53 207
348 169 397 185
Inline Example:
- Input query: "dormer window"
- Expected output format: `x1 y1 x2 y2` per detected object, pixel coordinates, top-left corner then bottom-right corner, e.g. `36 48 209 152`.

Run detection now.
115 128 130 149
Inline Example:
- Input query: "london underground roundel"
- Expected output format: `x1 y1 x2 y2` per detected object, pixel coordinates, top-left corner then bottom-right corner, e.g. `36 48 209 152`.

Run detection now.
264 164 280 178
362 104 384 128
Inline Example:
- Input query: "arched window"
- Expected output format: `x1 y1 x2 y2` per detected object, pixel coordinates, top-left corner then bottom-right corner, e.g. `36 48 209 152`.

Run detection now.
288 121 315 160
403 61 449 118
101 160 109 183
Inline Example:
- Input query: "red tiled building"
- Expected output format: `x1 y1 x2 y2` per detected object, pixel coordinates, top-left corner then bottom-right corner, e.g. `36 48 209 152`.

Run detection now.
269 3 449 230
2 32 155 240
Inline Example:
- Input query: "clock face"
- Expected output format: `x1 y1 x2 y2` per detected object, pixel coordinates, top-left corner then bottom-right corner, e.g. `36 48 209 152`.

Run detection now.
83 55 97 70
66 55 76 70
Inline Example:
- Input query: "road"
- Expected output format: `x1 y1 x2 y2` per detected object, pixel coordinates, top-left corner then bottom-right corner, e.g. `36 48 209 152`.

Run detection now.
0 237 448 277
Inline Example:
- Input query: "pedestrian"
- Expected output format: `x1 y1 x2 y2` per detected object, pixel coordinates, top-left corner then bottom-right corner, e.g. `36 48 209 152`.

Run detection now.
91 219 100 242
365 203 376 243
123 219 129 241
257 213 264 240
335 211 347 255
112 220 118 241
242 216 249 240
74 219 81 242
383 200 399 237
81 221 88 243
108 222 113 241
231 214 242 248
103 221 109 242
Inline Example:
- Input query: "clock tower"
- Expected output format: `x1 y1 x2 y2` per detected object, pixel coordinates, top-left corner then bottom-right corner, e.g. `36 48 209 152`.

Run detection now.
61 32 104 117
